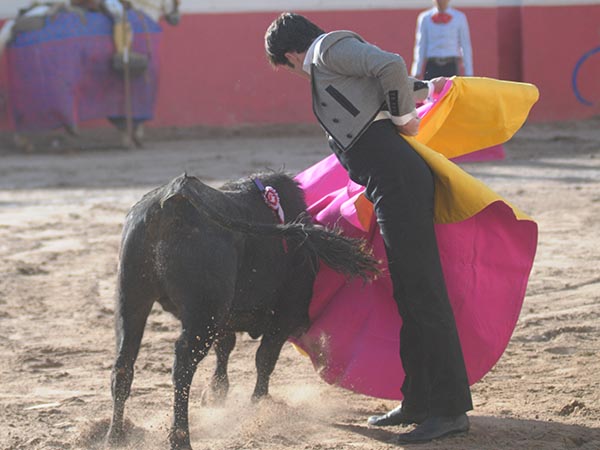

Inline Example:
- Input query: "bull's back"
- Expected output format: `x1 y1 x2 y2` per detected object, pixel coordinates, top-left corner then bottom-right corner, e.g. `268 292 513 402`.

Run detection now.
118 176 243 318
117 173 310 324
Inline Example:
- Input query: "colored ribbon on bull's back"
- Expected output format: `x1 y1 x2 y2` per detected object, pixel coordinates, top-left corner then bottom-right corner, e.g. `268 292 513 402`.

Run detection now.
292 77 539 400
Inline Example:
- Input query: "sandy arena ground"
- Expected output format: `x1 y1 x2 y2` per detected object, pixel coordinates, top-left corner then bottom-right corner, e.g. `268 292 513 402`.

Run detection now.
0 119 599 450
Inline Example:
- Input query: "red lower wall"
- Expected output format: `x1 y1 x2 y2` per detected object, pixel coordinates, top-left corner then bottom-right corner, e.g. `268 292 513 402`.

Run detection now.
1 4 599 130
153 8 500 128
497 6 523 82
521 4 600 121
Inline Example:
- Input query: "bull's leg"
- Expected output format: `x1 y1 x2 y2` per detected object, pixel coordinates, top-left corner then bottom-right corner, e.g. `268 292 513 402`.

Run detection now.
201 332 236 405
252 278 313 401
252 331 290 400
169 323 217 450
106 298 154 446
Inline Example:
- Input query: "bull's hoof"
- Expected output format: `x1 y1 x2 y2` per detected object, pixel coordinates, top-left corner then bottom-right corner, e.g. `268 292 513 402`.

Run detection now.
168 428 193 450
250 392 272 403
105 427 125 447
200 385 227 406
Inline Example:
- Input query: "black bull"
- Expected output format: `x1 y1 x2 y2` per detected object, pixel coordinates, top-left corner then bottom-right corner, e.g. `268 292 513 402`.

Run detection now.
106 172 379 449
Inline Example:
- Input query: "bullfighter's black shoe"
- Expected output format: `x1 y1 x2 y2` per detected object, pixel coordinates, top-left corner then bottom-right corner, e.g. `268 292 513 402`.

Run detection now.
367 405 427 427
396 413 469 444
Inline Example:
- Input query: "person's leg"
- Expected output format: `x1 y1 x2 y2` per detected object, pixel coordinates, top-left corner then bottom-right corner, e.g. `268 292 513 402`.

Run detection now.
332 132 427 425
333 121 472 434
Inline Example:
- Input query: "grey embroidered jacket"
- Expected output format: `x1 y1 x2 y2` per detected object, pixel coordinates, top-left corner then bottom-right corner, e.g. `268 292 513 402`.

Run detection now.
309 31 429 150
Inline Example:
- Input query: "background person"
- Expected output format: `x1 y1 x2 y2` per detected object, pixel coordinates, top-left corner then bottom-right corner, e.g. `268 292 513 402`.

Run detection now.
411 0 473 79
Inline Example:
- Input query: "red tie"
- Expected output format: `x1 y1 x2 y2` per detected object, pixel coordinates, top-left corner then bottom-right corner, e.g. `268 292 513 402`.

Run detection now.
431 12 452 24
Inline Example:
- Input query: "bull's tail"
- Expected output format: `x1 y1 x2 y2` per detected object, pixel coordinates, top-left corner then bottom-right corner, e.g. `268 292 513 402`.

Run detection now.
160 175 381 281
278 219 382 281
210 213 381 281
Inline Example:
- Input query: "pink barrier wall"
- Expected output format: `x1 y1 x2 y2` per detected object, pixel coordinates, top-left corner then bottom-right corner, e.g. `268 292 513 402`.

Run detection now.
1 4 599 130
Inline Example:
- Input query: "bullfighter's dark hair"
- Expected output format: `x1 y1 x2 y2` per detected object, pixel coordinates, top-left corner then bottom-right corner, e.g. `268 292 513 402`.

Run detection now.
264 12 325 67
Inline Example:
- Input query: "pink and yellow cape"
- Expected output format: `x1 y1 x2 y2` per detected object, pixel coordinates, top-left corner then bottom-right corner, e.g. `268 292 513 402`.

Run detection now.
292 77 540 400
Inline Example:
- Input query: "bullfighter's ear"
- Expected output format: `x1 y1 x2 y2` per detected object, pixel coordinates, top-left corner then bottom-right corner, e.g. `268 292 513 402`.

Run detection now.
283 52 293 66
285 52 304 69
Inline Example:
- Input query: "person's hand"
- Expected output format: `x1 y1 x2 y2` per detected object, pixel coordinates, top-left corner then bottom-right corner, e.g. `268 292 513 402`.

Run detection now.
430 77 448 94
396 117 420 136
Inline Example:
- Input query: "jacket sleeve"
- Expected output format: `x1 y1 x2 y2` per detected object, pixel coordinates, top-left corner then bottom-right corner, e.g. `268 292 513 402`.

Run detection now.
410 77 431 103
322 37 418 124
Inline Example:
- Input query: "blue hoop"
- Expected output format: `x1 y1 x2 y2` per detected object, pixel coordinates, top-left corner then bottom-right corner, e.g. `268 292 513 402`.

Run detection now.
572 46 600 106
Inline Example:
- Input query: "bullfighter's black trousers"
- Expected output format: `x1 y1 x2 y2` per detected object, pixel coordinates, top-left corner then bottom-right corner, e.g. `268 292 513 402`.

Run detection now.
329 119 473 417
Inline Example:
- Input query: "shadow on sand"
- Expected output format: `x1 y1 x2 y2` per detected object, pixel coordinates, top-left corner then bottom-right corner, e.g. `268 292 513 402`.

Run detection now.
332 415 600 449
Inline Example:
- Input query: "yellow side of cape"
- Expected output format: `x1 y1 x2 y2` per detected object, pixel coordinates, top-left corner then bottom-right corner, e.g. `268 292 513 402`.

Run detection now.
356 77 539 230
404 137 531 223
417 77 540 159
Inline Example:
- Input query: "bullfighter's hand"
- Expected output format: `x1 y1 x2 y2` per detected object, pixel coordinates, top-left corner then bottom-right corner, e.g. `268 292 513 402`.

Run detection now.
396 117 420 136
430 77 448 94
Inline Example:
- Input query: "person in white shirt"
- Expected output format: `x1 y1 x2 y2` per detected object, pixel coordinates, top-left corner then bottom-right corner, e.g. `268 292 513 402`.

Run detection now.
411 0 473 79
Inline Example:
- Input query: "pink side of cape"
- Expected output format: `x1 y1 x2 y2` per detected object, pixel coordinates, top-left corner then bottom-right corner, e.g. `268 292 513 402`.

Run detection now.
291 85 537 398
451 144 506 162
293 155 537 399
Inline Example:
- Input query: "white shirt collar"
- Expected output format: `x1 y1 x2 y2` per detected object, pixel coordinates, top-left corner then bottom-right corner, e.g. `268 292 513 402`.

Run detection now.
303 33 326 74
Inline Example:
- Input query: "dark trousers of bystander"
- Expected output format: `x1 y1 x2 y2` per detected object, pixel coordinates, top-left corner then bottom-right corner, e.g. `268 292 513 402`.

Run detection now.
424 58 459 80
329 119 473 416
